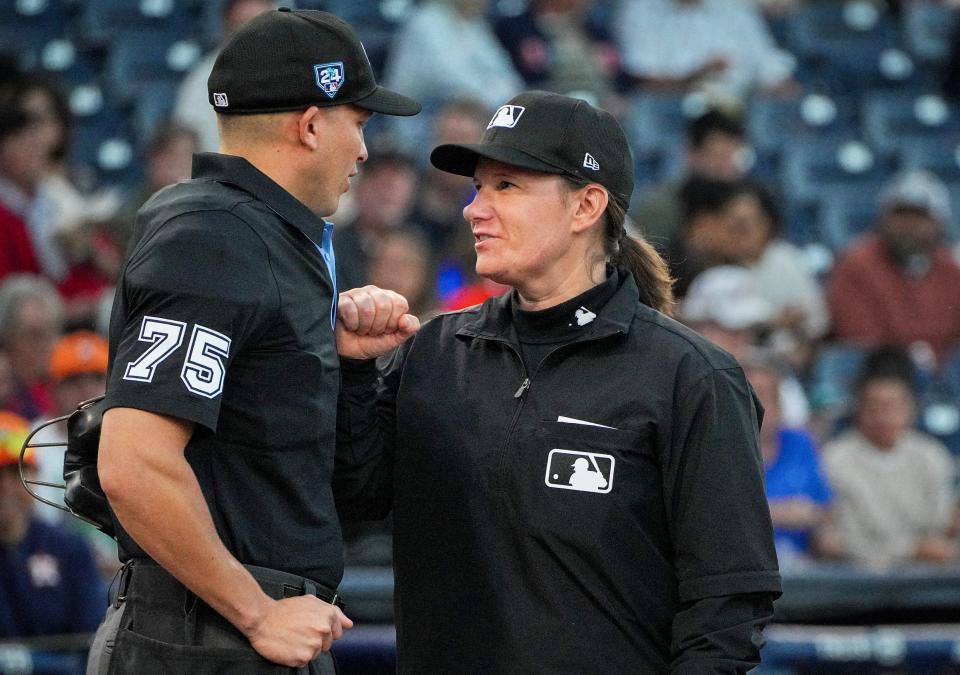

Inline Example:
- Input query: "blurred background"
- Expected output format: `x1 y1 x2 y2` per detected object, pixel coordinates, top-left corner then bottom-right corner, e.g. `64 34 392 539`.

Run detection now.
2 0 960 673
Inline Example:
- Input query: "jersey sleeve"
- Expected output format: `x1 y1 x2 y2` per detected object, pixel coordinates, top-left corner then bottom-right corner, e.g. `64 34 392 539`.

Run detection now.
104 210 277 431
665 366 782 603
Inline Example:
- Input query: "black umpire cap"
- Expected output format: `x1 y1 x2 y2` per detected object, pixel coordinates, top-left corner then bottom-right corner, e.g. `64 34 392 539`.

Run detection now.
208 8 420 117
430 91 634 209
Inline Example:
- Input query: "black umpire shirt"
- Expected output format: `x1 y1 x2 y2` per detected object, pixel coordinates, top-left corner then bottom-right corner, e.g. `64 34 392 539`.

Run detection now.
104 153 344 588
337 268 782 673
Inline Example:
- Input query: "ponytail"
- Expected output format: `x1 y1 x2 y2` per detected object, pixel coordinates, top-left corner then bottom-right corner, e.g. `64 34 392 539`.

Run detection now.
617 231 675 316
562 177 675 315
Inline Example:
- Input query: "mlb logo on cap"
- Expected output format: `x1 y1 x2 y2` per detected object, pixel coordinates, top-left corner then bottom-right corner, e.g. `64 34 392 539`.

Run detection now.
488 105 524 129
315 62 345 99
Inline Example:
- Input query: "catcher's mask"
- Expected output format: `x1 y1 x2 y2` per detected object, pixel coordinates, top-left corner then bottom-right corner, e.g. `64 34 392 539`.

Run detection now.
20 395 116 538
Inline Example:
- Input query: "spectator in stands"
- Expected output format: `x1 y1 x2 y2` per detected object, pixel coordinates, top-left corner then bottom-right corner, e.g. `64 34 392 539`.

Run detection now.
827 170 960 366
823 347 959 567
16 77 118 249
494 0 626 104
29 331 117 576
0 86 47 281
614 0 797 100
743 351 839 566
173 0 275 153
726 181 828 366
1 75 118 324
0 410 105 637
368 228 438 320
334 150 421 293
384 0 523 111
108 122 198 253
411 98 500 304
681 265 810 426
631 108 748 247
0 275 64 420
666 175 740 297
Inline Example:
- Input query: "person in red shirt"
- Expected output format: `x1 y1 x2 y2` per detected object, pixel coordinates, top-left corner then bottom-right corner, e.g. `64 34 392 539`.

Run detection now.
0 107 42 280
827 170 960 365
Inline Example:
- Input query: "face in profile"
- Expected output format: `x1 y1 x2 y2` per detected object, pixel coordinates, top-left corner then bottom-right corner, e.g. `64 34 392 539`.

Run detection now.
462 159 578 289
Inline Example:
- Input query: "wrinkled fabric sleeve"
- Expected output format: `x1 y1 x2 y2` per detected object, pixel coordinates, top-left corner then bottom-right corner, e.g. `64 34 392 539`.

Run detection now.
333 342 409 522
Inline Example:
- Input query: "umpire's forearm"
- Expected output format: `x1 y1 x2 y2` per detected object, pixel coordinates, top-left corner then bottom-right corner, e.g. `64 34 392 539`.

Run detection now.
98 407 272 637
669 592 776 674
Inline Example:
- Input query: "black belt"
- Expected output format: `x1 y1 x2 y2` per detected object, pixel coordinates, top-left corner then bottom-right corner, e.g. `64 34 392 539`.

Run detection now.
117 558 344 610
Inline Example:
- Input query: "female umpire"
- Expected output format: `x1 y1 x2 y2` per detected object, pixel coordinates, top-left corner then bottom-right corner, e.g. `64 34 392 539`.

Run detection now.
335 90 781 673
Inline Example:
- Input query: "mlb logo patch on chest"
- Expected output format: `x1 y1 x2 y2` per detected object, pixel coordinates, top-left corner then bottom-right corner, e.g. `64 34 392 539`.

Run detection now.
314 62 345 99
545 449 615 494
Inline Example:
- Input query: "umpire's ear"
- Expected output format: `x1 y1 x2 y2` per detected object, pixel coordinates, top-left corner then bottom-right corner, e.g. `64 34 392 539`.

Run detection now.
297 106 323 150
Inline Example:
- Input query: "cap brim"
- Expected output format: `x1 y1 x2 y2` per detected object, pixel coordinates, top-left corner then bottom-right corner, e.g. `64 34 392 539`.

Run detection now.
353 86 421 117
430 143 567 177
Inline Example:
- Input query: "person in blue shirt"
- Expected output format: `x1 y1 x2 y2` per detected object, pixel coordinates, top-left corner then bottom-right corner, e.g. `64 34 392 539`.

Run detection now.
744 353 841 562
0 410 105 637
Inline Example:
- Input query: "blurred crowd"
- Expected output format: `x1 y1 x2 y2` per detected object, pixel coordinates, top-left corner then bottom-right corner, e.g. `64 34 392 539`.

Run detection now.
2 0 960 642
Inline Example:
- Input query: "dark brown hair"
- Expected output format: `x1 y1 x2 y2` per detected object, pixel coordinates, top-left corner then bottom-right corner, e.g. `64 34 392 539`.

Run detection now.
564 177 675 315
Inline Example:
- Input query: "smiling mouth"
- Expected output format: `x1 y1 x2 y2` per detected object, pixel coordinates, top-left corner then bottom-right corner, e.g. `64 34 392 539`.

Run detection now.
475 234 494 242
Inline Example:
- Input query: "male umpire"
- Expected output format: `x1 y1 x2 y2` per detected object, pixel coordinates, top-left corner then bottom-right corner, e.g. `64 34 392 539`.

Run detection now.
86 9 420 673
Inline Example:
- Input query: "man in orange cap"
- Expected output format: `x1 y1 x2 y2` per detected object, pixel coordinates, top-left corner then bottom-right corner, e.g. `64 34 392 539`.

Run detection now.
0 410 105 637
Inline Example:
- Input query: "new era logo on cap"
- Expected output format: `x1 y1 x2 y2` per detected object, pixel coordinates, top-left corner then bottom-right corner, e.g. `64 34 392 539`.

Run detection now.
583 153 600 171
213 92 229 107
488 105 525 129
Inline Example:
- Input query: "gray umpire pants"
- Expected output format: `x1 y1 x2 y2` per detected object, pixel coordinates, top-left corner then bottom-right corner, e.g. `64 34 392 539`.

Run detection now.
86 559 339 674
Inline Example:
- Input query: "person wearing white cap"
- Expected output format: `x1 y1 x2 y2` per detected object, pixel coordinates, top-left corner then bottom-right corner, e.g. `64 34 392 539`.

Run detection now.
827 169 960 365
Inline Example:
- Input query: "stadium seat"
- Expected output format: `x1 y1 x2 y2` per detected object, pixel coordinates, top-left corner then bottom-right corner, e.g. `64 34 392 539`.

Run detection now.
897 137 960 184
806 343 868 420
0 0 69 60
624 93 703 169
749 93 857 156
784 0 899 93
105 32 202 103
79 0 196 47
70 99 142 192
903 0 958 64
780 137 893 206
863 91 960 156
817 187 881 251
131 80 178 140
24 39 101 89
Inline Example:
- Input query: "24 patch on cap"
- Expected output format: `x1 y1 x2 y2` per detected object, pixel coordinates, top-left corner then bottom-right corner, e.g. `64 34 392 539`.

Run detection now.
314 62 345 99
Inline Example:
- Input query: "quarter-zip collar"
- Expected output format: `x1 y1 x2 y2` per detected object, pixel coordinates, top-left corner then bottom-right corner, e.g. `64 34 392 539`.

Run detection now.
191 152 329 249
457 265 641 344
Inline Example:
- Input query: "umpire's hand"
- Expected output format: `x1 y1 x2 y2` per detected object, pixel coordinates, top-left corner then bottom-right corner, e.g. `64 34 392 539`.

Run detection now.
336 285 420 359
247 596 353 667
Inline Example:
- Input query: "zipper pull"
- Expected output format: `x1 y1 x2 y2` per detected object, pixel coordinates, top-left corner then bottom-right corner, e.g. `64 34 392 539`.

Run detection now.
514 377 530 398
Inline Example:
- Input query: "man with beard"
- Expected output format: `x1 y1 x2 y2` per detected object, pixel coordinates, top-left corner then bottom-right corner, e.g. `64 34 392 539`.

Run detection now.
827 170 960 366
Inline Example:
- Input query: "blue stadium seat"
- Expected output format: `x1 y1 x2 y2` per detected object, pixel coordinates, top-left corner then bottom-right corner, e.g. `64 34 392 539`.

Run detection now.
70 97 142 191
131 81 179 139
806 343 868 419
863 91 960 156
749 93 857 156
896 137 960 184
784 1 899 93
903 0 959 64
781 137 894 206
79 0 197 47
23 38 101 89
624 93 700 170
817 188 881 251
105 32 202 103
0 0 69 61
